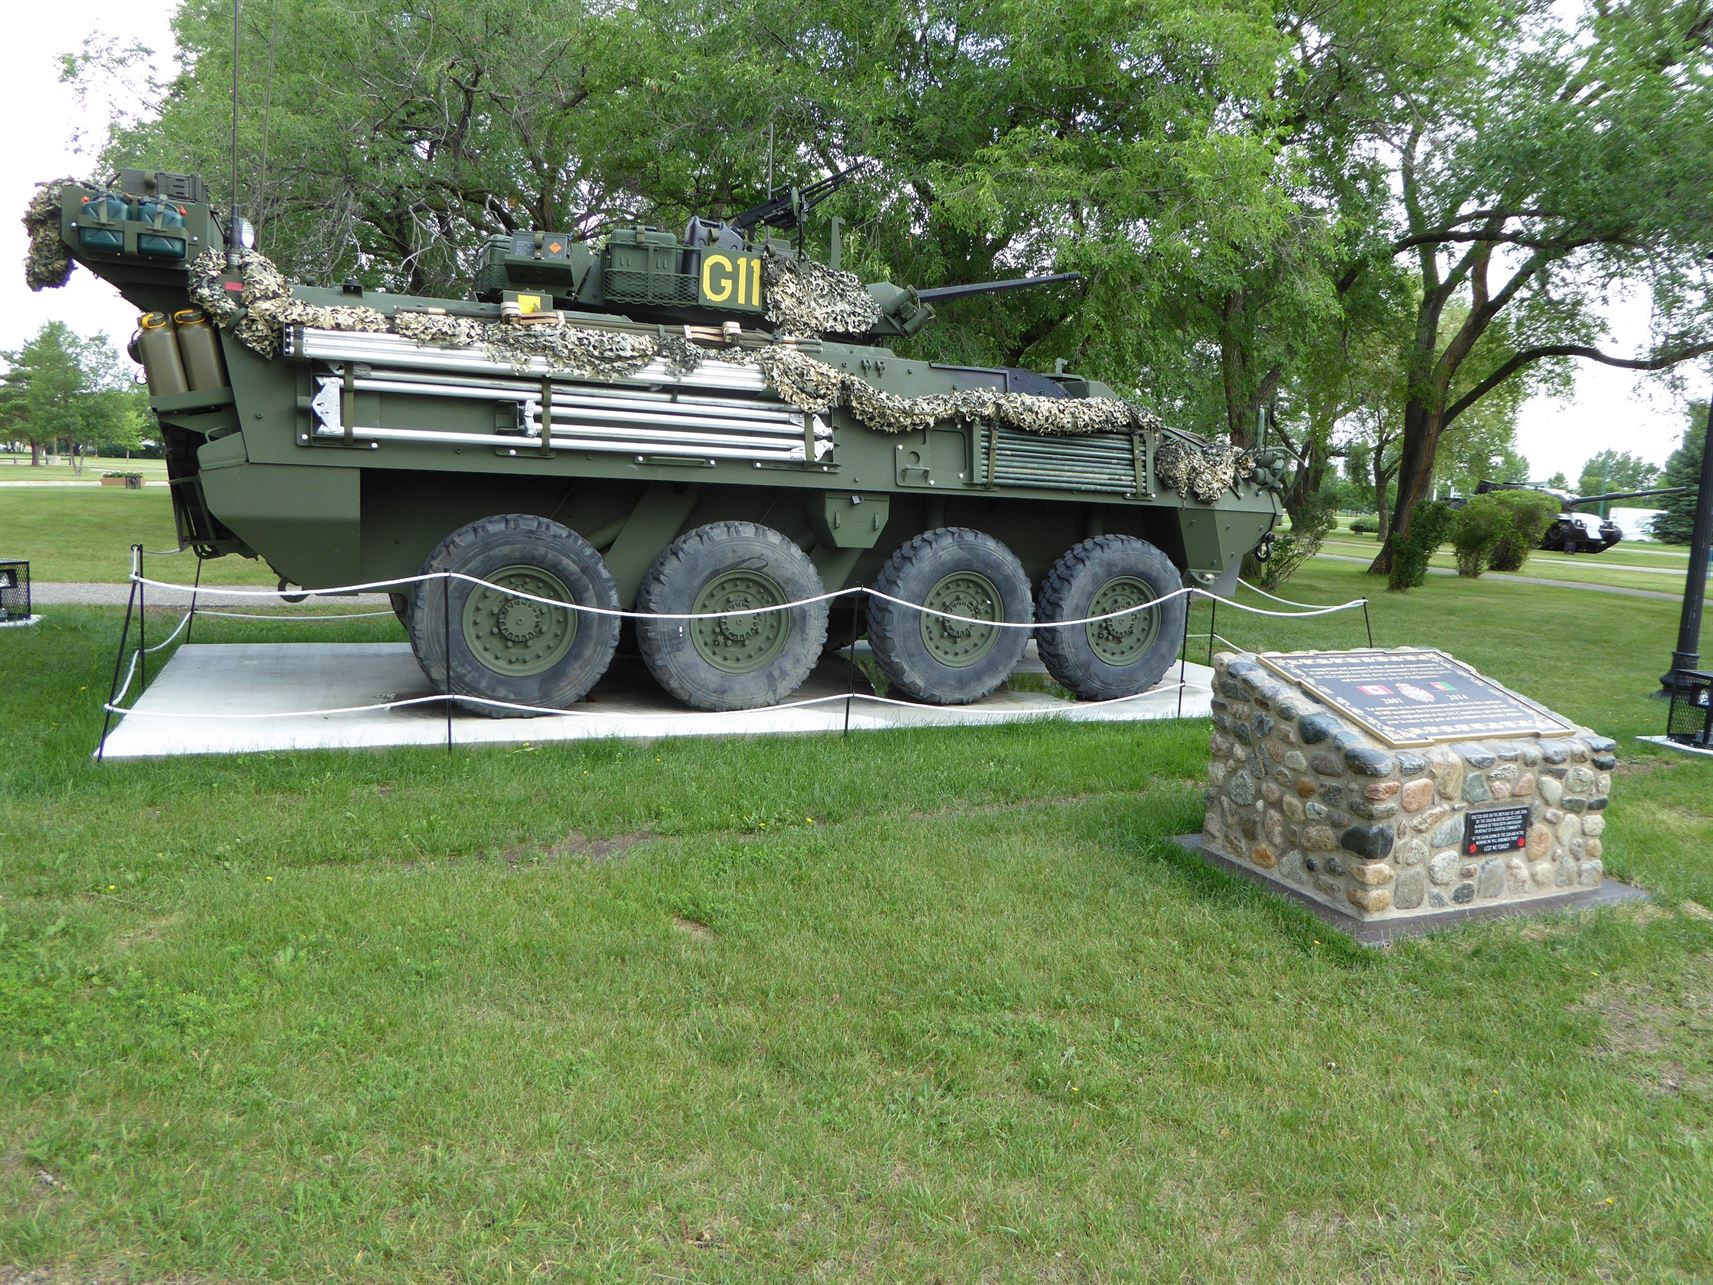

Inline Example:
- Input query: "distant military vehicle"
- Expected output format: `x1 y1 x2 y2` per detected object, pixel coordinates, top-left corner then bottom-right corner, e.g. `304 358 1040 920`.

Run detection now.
28 167 1284 714
1473 480 1688 554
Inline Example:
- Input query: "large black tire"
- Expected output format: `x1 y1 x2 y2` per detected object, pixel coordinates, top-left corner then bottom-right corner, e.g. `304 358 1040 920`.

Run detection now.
867 527 1032 705
409 514 620 717
635 522 829 711
1036 535 1185 701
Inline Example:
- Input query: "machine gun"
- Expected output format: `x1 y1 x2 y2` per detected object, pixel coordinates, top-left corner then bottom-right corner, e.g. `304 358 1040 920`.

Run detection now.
730 161 872 236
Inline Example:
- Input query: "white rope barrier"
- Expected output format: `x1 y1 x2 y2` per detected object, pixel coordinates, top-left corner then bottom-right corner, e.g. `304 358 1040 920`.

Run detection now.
110 649 142 707
143 610 194 654
1235 577 1368 611
126 572 1364 629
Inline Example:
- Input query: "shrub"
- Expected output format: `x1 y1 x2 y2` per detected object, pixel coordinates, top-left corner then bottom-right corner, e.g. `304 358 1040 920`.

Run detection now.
1387 500 1454 591
1258 500 1335 590
1486 490 1559 572
1351 516 1379 535
1450 494 1511 577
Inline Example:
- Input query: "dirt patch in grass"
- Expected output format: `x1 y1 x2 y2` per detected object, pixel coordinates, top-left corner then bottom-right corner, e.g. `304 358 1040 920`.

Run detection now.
509 829 657 866
109 912 185 954
672 914 716 940
1580 951 1713 1097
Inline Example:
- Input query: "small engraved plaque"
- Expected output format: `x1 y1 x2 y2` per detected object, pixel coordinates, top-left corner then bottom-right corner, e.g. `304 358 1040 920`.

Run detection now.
1464 805 1530 855
1256 649 1575 748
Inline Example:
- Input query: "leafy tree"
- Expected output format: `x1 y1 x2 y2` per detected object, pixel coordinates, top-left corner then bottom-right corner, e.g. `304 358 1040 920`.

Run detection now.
1576 449 1659 501
1649 405 1707 543
1358 0 1713 575
1486 489 1559 572
1544 471 1569 490
1388 500 1455 591
0 323 139 470
1451 494 1513 577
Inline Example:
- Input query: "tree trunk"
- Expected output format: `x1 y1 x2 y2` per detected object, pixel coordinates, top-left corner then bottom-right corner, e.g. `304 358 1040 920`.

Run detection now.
1282 420 1332 524
29 439 40 466
1373 448 1391 545
1369 398 1443 574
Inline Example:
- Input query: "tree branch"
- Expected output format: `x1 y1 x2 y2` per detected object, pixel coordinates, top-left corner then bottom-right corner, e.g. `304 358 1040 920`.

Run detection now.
1445 340 1713 426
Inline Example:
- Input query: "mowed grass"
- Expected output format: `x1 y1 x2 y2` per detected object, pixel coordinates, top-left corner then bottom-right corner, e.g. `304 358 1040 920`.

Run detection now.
2 553 1713 1276
0 488 275 585
0 455 172 483
1318 533 1707 595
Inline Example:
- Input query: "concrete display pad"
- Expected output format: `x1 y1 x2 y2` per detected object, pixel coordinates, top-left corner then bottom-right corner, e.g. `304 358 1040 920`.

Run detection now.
1171 834 1647 946
98 642 1214 759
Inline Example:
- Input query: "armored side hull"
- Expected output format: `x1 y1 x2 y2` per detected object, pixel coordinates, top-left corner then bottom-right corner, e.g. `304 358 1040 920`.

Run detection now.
39 174 1281 714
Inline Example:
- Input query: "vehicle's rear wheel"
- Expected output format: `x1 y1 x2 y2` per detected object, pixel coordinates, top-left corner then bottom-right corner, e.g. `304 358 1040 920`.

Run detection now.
1035 535 1185 701
866 527 1032 705
636 521 829 711
409 514 620 717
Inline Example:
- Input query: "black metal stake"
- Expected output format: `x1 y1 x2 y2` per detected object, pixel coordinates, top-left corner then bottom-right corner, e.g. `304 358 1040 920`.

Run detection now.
96 569 141 762
136 545 147 690
185 554 205 645
443 571 454 751
1206 596 1218 668
1363 601 1374 648
843 588 861 737
1660 397 1713 696
1177 591 1193 720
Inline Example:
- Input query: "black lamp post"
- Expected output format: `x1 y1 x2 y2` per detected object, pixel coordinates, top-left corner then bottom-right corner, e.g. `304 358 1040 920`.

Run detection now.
1659 396 1713 696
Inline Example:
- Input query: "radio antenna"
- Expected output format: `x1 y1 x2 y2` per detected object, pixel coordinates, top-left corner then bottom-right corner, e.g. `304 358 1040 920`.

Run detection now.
226 0 242 267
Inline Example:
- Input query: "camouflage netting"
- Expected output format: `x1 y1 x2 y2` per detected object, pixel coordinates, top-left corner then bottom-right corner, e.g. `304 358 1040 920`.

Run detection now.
23 179 82 291
756 346 1162 437
762 253 884 337
1155 438 1257 504
189 248 388 357
186 246 1189 443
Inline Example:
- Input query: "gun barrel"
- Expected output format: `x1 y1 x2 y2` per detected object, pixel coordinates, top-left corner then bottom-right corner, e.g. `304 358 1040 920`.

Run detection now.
915 272 1083 304
1563 486 1692 509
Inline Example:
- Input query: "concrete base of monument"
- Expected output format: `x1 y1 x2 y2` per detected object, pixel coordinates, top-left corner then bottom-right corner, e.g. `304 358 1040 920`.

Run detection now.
1636 735 1713 759
97 642 1214 759
1171 834 1647 945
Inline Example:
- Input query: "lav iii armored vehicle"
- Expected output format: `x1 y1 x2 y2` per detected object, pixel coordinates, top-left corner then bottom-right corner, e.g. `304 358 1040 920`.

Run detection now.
27 167 1283 715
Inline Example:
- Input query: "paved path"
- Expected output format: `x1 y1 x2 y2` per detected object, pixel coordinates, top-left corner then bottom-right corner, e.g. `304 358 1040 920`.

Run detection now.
1317 554 1682 600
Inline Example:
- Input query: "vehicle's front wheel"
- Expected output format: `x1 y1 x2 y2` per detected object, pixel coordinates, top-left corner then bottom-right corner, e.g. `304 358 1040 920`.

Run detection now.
635 521 829 711
866 527 1032 705
1035 535 1185 701
408 514 620 717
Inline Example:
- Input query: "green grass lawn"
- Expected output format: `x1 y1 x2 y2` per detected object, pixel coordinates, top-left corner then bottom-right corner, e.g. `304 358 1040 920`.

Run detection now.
0 455 172 482
1318 533 1707 594
2 557 1711 1280
0 488 276 586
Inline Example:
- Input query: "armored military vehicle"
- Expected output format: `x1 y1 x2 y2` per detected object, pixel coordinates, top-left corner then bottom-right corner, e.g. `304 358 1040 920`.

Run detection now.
27 168 1283 714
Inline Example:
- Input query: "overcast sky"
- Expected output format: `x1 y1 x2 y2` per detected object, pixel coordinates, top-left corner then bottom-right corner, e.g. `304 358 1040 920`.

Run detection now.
4 5 1708 481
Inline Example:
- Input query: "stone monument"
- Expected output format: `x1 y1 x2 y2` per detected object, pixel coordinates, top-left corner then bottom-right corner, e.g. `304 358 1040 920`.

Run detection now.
1195 648 1630 933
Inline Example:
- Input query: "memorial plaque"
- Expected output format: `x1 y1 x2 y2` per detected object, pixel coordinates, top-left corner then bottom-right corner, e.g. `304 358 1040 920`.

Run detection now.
1463 805 1530 855
1256 648 1575 748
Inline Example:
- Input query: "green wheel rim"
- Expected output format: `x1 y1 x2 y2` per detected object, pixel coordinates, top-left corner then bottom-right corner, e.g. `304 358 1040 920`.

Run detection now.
919 570 1003 667
460 564 577 678
691 569 791 674
1085 575 1159 666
